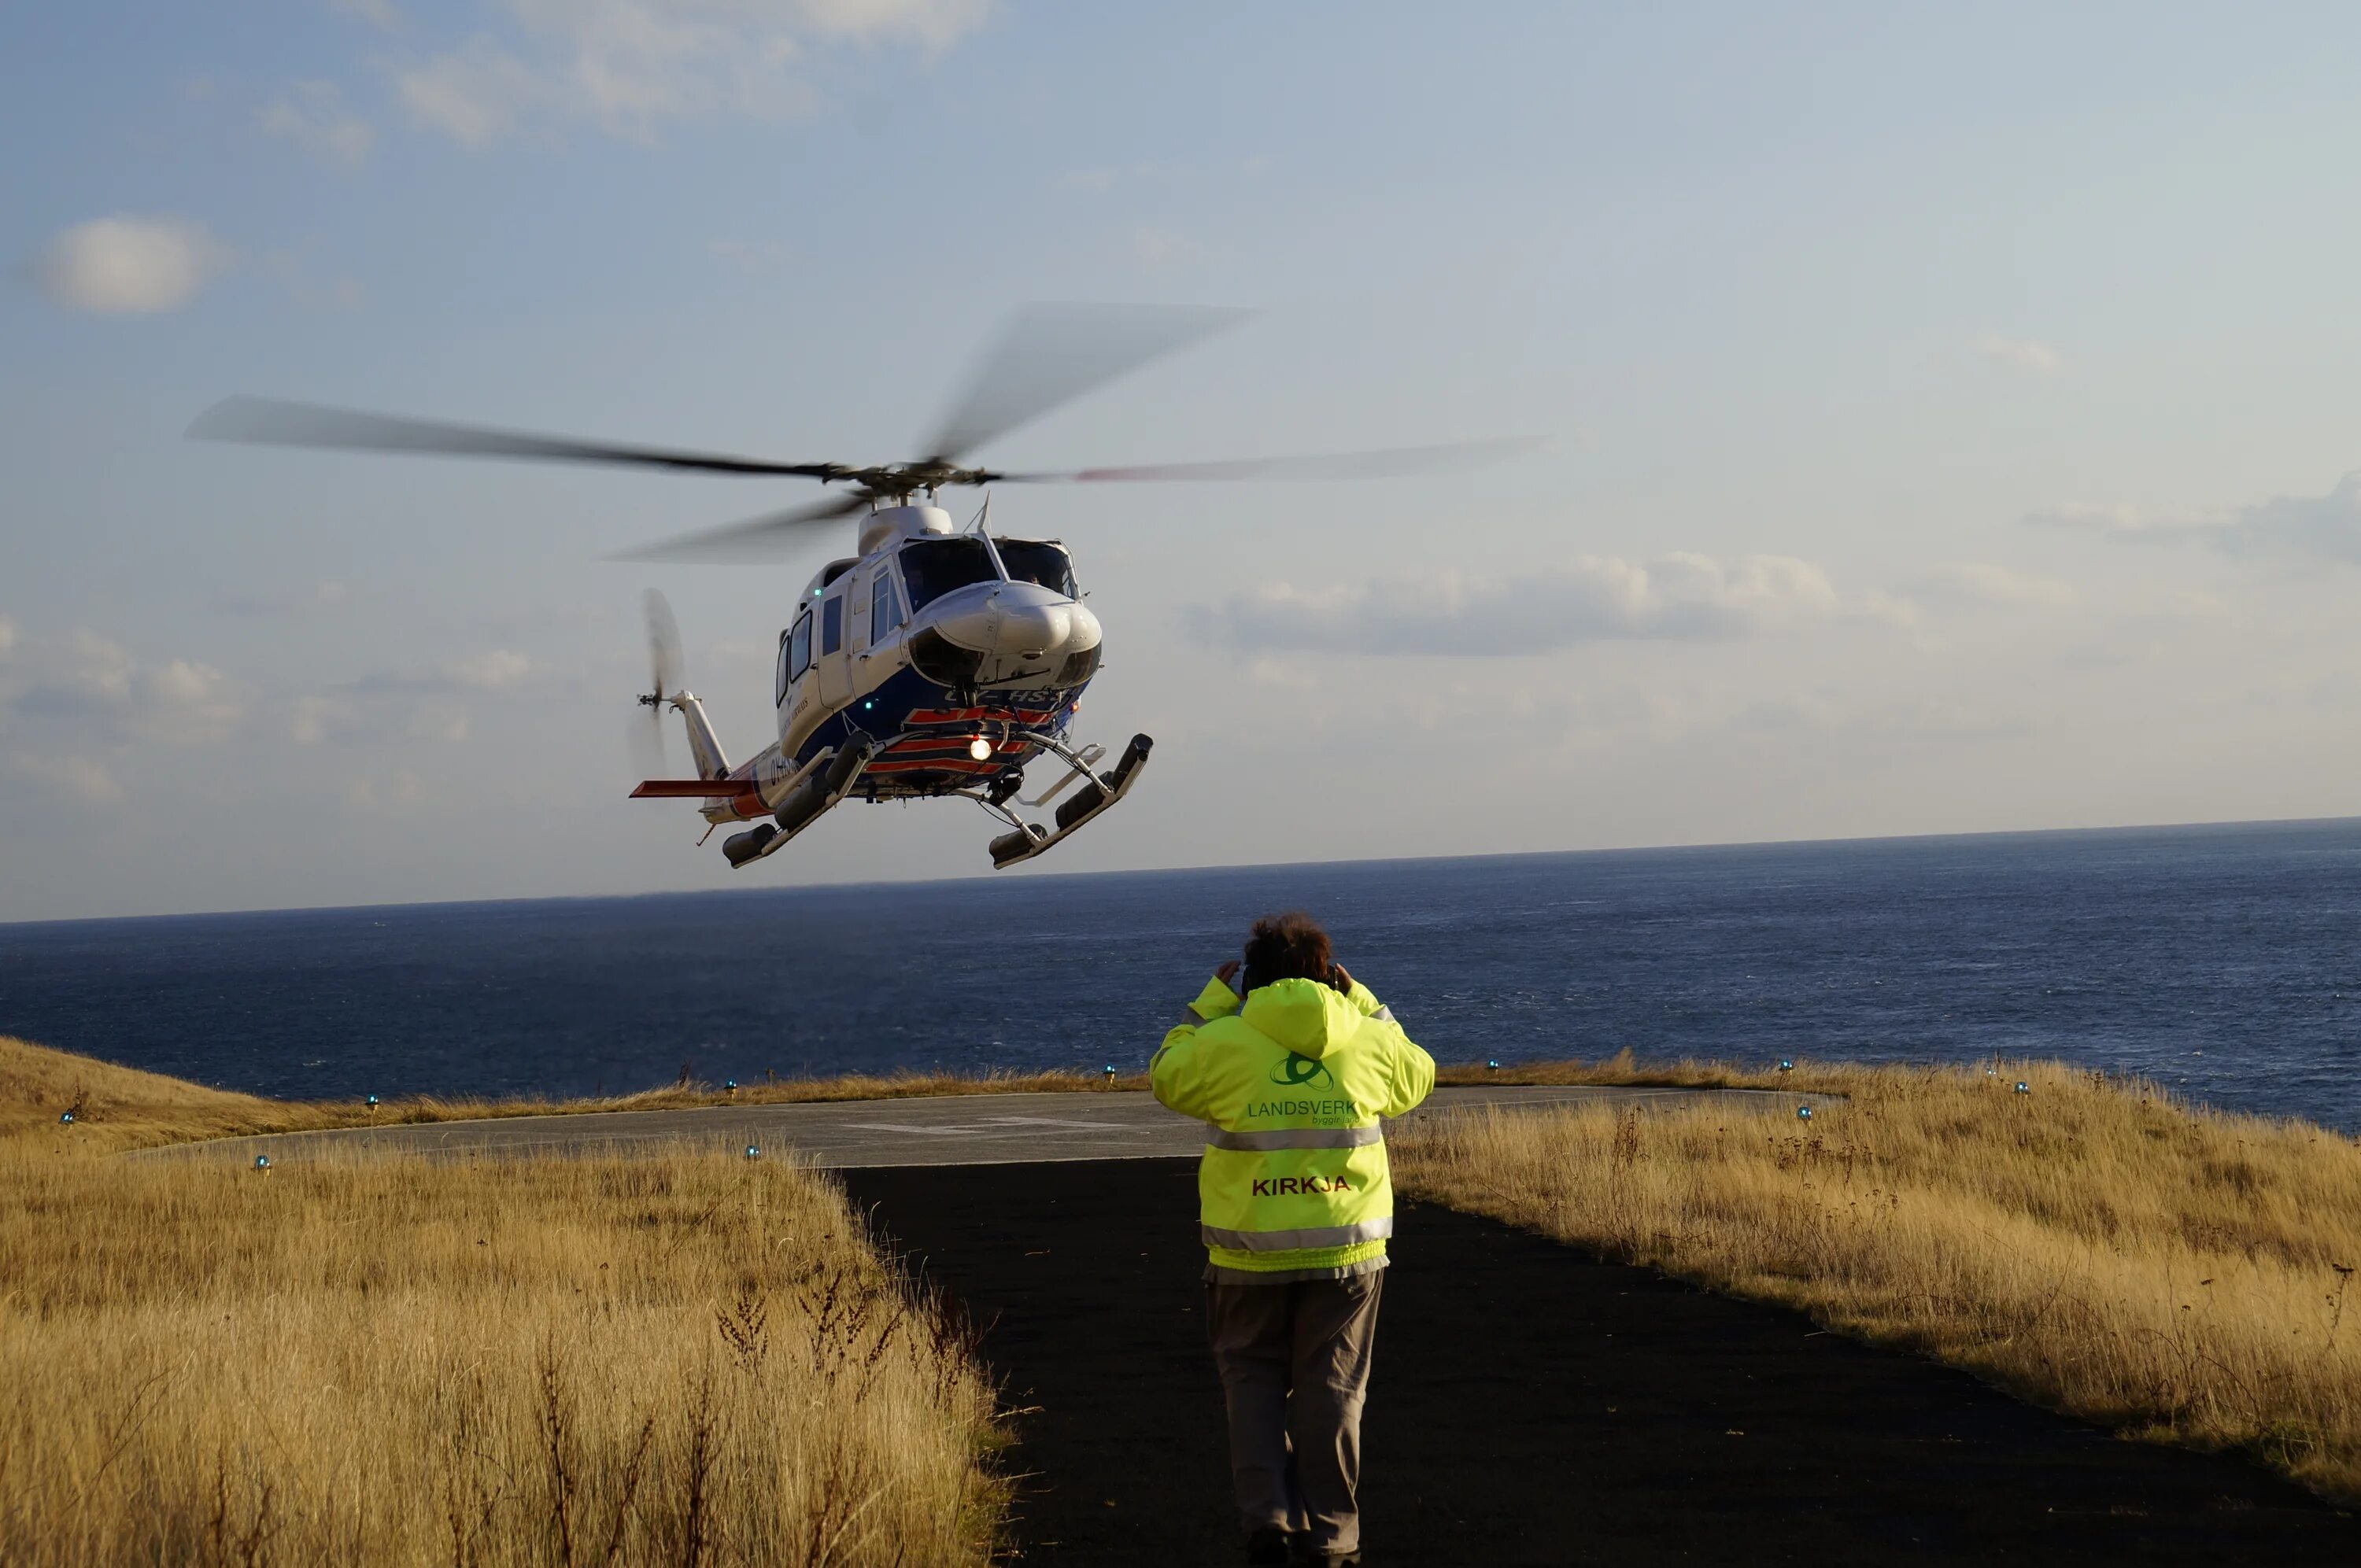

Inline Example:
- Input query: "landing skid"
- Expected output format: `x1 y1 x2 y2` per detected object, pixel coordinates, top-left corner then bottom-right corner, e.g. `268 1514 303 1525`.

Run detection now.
984 732 1153 868
722 738 876 869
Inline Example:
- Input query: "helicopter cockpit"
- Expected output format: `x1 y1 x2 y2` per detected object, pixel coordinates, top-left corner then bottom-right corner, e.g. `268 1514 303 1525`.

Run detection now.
894 536 1080 608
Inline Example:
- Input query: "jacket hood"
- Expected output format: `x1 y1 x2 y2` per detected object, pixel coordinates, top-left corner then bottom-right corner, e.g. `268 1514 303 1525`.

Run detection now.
1239 976 1362 1061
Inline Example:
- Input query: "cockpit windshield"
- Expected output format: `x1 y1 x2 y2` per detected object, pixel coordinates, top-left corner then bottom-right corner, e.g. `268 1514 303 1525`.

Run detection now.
995 539 1079 599
896 538 997 611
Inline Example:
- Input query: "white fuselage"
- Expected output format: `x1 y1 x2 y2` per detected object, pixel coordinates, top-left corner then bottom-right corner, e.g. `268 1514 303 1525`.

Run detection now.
697 504 1106 824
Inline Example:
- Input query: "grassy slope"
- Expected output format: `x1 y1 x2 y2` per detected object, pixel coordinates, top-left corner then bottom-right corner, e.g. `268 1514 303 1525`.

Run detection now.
1392 1058 2361 1505
0 1039 1009 1565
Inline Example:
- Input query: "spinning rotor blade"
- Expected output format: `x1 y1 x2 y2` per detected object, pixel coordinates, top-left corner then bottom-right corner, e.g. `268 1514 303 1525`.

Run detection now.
645 588 685 695
613 491 872 563
630 588 683 778
190 396 844 479
627 707 668 778
921 303 1252 463
997 435 1544 485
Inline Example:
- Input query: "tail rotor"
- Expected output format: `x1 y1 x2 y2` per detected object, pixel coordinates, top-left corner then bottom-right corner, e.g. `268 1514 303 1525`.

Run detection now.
630 588 686 775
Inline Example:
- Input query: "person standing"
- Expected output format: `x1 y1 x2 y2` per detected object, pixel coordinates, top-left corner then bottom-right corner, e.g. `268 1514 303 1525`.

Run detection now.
1151 911 1435 1567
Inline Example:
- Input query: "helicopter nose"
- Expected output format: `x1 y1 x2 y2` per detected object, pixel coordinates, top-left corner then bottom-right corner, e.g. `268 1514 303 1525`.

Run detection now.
992 599 1079 657
934 584 1099 659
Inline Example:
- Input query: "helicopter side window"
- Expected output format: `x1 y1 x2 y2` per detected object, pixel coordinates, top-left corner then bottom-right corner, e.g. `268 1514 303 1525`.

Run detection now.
870 566 903 641
775 629 792 706
820 592 844 657
995 539 1079 598
788 611 811 683
897 538 997 610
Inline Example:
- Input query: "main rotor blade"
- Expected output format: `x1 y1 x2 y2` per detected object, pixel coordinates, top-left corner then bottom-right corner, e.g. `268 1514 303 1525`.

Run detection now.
921 303 1252 463
997 436 1544 485
190 396 844 479
613 492 871 563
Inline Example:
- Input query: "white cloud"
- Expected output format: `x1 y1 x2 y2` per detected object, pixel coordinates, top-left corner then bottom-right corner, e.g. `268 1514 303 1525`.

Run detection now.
1973 333 2063 376
1913 563 2078 611
290 695 353 745
260 81 377 167
1207 553 1861 656
35 216 226 315
797 0 988 45
0 626 242 750
2024 500 2167 537
409 707 472 742
400 39 550 145
1130 224 1190 267
217 581 356 619
2030 472 2361 563
6 753 125 806
445 648 533 688
395 0 988 145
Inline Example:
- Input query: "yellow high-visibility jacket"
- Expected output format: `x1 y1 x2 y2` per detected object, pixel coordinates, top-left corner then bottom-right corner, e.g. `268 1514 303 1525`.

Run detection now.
1151 972 1435 1277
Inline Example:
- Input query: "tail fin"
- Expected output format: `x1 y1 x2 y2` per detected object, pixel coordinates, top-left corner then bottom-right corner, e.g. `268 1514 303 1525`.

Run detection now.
671 693 731 780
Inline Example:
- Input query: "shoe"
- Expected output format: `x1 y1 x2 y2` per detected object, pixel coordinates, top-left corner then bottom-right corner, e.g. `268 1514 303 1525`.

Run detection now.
1245 1528 1293 1566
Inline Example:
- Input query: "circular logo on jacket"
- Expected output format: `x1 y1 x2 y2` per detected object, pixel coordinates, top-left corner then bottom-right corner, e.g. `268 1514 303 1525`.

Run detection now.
1269 1052 1336 1090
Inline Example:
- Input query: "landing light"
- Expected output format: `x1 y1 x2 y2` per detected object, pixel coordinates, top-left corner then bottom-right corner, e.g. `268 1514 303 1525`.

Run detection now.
968 736 992 762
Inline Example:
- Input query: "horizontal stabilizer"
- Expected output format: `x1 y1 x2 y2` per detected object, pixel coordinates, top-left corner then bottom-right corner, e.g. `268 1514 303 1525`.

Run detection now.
630 778 757 800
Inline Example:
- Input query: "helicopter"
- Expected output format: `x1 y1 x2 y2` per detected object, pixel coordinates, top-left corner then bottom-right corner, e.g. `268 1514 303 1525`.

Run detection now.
191 305 1523 871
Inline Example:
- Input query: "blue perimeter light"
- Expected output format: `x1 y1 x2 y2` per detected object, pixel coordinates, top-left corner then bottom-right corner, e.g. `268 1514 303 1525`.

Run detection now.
744 1144 762 1160
723 1079 737 1092
58 1112 74 1124
2015 1081 2031 1095
365 1094 379 1107
1777 1058 1794 1073
1796 1105 1813 1121
253 1155 272 1170
1486 1059 1501 1071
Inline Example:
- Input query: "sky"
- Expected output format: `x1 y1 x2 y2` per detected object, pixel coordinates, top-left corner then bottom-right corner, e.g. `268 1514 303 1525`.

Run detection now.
7 2 2361 921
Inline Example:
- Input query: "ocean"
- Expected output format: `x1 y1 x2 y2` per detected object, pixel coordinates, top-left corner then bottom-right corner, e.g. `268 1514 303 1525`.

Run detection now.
4 819 2359 1133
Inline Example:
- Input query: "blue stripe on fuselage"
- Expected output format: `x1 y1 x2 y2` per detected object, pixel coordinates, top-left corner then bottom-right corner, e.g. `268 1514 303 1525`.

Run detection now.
790 666 1089 797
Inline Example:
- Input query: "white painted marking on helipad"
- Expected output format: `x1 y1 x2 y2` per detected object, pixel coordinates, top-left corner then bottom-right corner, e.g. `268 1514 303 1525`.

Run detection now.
843 1115 1129 1136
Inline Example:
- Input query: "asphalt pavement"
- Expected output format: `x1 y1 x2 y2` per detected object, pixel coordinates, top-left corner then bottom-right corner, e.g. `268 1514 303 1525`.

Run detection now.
847 1160 2361 1566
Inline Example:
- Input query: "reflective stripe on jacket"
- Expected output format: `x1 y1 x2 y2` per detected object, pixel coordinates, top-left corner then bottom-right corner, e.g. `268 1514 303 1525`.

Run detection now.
1150 972 1435 1275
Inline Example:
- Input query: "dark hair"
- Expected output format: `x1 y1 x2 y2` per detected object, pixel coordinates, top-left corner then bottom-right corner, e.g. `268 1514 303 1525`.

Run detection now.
1241 911 1339 995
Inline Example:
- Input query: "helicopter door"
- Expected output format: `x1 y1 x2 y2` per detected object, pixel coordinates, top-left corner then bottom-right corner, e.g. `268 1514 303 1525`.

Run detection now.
814 585 853 710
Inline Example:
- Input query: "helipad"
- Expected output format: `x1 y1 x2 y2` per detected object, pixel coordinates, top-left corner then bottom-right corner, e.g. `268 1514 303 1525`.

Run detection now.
152 1083 1830 1168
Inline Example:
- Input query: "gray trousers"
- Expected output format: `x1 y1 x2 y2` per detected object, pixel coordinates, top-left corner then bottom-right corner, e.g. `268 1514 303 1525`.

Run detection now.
1204 1271 1385 1553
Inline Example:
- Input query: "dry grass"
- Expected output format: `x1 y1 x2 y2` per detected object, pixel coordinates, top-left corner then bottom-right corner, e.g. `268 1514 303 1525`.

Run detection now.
2 1034 1148 1155
1393 1057 2361 1503
0 1061 1007 1564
